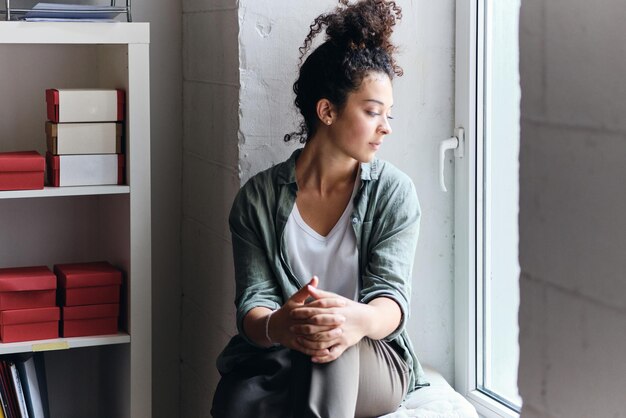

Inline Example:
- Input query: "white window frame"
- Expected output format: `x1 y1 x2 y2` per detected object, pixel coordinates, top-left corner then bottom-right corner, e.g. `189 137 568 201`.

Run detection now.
453 1 520 417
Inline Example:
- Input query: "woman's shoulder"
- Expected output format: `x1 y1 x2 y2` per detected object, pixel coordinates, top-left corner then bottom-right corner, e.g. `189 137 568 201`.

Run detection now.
369 158 415 192
229 165 279 231
238 159 288 197
231 152 296 216
239 166 276 196
364 158 420 212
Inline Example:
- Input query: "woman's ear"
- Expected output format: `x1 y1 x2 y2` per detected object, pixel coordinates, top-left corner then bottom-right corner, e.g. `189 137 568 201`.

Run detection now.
316 98 336 126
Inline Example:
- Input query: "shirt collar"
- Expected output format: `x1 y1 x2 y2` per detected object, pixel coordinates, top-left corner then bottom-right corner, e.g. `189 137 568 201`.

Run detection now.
277 148 380 185
277 148 301 185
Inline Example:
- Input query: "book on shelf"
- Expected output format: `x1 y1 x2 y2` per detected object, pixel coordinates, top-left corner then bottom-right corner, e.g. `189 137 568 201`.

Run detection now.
0 372 8 417
15 356 48 418
0 355 49 418
0 361 18 418
9 364 28 418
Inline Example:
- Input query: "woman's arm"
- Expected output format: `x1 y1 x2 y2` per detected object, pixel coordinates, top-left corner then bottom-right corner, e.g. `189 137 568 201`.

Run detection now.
365 296 402 339
360 172 421 341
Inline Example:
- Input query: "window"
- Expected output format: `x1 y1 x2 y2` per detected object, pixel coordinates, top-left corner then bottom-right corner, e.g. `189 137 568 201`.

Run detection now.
453 0 521 416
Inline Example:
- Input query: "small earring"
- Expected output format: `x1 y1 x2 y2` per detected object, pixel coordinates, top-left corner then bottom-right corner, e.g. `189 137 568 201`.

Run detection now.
326 120 332 125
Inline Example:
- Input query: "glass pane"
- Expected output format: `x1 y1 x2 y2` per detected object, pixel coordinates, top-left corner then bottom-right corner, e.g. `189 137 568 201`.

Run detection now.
480 0 522 410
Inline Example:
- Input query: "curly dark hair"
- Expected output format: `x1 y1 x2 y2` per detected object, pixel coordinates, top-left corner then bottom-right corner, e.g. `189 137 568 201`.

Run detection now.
284 0 403 143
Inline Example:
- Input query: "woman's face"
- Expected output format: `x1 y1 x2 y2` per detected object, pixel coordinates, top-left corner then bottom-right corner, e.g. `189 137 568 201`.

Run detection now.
328 71 394 163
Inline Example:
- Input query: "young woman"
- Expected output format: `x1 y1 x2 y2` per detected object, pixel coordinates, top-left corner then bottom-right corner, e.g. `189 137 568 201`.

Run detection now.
212 1 428 417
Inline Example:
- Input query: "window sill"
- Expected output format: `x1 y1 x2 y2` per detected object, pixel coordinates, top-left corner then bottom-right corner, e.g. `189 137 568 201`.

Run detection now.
466 390 520 418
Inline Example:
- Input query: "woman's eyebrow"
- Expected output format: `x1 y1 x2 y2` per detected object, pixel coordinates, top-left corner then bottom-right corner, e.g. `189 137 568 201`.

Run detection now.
363 99 394 107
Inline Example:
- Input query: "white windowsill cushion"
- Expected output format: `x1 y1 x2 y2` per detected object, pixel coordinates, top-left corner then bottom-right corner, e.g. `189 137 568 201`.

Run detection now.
380 366 479 418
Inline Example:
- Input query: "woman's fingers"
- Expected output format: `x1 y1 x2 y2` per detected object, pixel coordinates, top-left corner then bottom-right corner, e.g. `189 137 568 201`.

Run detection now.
291 306 344 320
303 297 346 309
296 336 341 351
291 313 346 327
294 345 331 358
311 344 347 363
290 324 343 339
289 323 333 335
306 285 339 300
288 277 319 305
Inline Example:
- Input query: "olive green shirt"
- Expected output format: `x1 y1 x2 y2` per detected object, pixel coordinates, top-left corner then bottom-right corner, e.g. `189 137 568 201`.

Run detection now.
217 148 428 393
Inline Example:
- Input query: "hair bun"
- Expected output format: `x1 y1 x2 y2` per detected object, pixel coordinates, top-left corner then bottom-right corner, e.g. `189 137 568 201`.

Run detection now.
299 0 402 74
328 0 401 52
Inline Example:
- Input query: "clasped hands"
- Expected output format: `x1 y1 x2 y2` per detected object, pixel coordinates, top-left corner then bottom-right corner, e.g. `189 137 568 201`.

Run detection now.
268 276 369 363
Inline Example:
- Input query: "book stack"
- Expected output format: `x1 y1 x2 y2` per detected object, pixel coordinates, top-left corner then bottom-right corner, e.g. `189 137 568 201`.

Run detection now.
45 89 125 187
54 262 122 338
0 355 50 418
0 267 59 344
24 2 125 22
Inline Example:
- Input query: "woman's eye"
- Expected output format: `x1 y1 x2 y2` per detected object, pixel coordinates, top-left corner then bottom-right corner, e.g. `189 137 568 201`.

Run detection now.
366 110 380 117
387 115 394 120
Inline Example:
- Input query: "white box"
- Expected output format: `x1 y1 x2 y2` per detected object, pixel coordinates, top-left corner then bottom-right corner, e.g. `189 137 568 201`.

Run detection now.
47 122 122 155
46 153 124 187
46 89 125 123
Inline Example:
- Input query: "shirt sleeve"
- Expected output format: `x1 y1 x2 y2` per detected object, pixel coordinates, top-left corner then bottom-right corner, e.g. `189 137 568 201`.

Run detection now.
359 173 421 341
229 184 283 347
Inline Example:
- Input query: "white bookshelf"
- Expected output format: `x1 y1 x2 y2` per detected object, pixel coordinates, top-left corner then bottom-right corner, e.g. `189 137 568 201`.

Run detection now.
0 333 131 355
0 185 130 199
0 23 151 418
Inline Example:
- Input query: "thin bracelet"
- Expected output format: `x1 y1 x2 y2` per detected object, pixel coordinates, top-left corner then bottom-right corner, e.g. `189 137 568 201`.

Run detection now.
265 310 279 346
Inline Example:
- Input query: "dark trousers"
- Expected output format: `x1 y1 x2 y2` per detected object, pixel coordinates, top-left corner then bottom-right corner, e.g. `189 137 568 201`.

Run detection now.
211 338 409 418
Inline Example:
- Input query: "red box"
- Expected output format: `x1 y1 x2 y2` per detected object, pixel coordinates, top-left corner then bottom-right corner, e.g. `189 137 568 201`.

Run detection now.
0 151 45 191
46 89 125 123
54 262 122 306
61 303 119 337
0 266 57 310
0 307 60 343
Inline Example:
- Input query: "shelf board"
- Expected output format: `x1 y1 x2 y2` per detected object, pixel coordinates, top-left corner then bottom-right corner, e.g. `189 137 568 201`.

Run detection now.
0 21 149 45
0 185 130 199
0 333 130 355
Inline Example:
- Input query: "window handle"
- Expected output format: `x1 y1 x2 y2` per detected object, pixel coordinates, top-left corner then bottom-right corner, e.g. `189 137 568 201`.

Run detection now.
439 127 465 192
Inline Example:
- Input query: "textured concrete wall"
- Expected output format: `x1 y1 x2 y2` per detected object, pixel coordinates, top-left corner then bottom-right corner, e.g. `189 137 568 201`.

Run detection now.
180 0 240 416
519 1 626 416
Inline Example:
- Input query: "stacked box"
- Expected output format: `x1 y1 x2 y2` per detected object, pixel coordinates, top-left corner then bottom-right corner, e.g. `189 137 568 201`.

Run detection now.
54 262 122 338
62 304 120 338
0 266 59 343
46 122 123 155
0 151 45 191
45 89 125 187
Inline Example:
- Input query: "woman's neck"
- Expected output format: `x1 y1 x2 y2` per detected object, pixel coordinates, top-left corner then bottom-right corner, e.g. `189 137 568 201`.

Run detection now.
296 135 359 196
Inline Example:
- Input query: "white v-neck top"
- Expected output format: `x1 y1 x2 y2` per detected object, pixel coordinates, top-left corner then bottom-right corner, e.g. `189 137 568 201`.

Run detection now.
284 180 361 300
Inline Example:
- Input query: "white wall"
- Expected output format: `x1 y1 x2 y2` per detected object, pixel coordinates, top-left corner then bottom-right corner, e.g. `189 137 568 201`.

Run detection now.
180 0 240 416
131 0 183 417
519 1 626 417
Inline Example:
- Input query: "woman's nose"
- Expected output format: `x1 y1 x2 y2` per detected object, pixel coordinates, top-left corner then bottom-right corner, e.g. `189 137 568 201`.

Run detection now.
379 117 392 135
